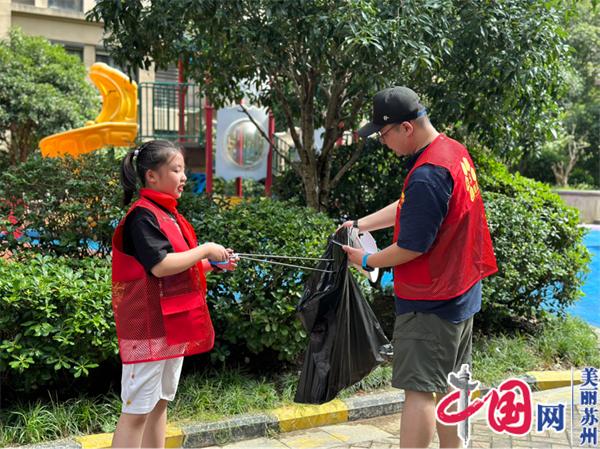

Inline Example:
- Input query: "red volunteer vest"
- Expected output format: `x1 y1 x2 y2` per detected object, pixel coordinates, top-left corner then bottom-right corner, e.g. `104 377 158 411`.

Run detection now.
393 134 498 300
112 192 215 363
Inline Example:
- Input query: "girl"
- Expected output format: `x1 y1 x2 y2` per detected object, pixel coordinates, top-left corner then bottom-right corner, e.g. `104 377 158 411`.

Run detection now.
111 140 236 448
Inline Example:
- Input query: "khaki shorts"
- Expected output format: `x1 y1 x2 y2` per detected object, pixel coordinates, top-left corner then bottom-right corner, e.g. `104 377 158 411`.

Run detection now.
392 312 473 393
121 357 184 414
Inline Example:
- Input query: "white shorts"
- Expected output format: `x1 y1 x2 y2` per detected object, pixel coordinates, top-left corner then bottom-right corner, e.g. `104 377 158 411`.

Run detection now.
120 357 184 414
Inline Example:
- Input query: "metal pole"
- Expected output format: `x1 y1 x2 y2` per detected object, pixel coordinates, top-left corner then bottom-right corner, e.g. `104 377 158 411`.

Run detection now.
236 124 243 197
236 100 244 197
265 111 275 196
204 98 213 195
178 59 186 144
236 255 333 273
235 253 332 261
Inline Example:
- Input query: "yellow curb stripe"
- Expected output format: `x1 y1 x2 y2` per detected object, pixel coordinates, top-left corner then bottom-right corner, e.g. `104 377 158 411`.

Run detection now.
75 433 113 449
165 424 185 448
272 398 348 433
457 370 582 400
470 390 482 399
525 370 582 390
75 424 184 449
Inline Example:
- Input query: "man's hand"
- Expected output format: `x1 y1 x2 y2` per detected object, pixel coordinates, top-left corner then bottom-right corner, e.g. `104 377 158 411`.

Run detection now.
341 245 366 267
336 220 356 232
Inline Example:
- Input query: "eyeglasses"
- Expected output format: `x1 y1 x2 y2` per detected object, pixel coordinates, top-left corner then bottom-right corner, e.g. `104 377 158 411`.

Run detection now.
377 124 398 143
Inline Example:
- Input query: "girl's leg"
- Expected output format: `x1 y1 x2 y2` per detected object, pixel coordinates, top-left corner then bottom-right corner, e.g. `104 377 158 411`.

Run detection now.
140 399 169 448
138 357 183 447
111 412 148 448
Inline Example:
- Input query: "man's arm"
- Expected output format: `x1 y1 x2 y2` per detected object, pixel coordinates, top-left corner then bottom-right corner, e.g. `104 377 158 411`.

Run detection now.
341 199 399 232
343 242 421 268
342 164 452 270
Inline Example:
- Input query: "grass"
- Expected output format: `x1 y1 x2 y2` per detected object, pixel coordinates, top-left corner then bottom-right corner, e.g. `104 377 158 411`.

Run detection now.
0 394 121 446
1 314 599 446
472 315 600 386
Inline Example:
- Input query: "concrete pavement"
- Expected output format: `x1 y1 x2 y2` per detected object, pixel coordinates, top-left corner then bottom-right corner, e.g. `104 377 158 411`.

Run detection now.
201 386 581 449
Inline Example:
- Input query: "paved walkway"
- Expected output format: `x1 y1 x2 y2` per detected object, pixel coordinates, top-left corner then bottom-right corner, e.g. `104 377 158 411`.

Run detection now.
202 386 581 448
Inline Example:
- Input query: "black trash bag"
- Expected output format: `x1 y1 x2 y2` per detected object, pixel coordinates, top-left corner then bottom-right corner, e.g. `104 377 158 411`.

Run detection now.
294 227 391 404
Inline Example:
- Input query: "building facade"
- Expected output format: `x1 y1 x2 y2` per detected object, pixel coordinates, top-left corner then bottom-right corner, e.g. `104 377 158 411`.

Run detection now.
0 0 155 83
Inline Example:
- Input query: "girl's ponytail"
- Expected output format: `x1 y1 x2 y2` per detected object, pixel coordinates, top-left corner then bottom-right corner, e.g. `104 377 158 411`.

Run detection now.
120 150 137 206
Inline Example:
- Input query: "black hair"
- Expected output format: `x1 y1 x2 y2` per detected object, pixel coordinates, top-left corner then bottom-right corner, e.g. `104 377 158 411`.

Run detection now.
120 140 183 206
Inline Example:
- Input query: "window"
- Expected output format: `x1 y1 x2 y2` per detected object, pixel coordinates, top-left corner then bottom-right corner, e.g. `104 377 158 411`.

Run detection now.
95 53 111 65
48 0 83 12
63 45 83 61
154 66 179 108
155 67 179 83
95 50 138 83
12 0 36 6
50 40 84 61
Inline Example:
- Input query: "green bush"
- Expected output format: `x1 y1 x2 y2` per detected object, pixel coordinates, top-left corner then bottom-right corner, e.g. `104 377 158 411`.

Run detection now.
0 150 124 258
0 171 335 388
2 312 597 445
179 195 336 363
275 140 591 329
0 255 116 391
475 153 590 327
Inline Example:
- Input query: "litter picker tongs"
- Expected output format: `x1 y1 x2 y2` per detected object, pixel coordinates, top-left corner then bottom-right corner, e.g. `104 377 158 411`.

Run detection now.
212 252 335 273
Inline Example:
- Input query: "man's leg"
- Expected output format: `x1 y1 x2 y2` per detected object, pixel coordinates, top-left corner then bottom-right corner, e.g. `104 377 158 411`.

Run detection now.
393 308 475 449
392 312 440 448
111 412 148 448
435 390 460 448
140 399 168 448
436 315 474 449
400 389 437 448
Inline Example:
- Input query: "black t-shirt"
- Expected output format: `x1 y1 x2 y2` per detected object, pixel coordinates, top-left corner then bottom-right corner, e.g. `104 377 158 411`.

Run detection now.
123 201 176 273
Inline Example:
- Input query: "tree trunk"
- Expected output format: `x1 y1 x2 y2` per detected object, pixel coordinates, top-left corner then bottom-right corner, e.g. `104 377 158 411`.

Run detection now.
275 72 361 211
302 170 320 210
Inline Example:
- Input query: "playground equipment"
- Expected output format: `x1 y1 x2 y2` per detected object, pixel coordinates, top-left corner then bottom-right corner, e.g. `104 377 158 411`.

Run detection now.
40 63 138 157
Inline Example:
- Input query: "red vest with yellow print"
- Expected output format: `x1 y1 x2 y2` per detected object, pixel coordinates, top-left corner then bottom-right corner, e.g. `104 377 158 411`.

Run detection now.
112 194 215 363
393 134 498 300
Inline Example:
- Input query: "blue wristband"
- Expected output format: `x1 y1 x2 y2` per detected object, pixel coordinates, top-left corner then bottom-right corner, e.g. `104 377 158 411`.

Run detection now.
362 253 373 271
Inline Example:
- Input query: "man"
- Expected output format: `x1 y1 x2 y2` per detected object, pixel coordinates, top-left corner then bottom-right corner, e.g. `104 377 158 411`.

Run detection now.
342 86 497 448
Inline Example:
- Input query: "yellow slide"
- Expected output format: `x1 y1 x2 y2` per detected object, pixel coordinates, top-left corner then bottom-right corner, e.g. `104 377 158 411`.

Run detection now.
40 63 138 157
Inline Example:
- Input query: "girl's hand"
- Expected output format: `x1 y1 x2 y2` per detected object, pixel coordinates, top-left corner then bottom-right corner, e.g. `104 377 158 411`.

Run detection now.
209 250 239 272
203 242 229 262
219 252 239 272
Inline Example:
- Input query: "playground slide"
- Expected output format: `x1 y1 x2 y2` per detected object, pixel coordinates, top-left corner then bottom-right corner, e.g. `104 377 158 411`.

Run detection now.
40 63 138 157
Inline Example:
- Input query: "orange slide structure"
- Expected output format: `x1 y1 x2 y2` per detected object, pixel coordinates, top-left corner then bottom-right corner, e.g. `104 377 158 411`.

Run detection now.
40 63 138 157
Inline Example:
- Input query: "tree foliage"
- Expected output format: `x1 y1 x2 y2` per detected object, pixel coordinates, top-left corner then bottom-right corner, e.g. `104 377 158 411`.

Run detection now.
0 29 100 164
564 0 599 187
274 140 590 330
89 0 573 208
520 1 600 187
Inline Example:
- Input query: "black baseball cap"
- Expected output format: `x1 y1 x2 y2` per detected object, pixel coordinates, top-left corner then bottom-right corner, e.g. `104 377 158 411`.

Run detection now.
357 86 427 137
